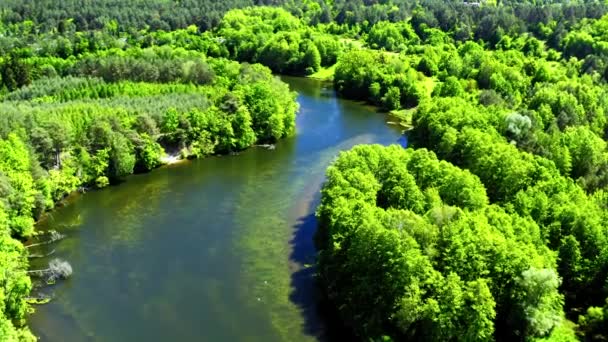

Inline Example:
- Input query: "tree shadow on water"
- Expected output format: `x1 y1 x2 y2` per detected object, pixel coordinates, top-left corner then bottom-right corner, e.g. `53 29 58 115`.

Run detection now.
289 202 357 342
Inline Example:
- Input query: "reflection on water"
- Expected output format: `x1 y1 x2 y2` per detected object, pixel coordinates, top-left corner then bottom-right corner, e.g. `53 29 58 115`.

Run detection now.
28 76 402 342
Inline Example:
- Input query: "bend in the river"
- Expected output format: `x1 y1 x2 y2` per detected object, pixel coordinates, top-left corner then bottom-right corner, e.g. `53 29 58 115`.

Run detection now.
28 76 403 341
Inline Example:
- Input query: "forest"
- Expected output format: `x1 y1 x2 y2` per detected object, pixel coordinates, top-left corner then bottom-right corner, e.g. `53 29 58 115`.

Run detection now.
2 0 608 341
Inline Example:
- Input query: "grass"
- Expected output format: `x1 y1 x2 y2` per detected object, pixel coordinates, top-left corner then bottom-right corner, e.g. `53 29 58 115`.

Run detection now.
340 38 365 49
420 75 436 97
387 74 436 129
308 64 336 81
388 108 415 130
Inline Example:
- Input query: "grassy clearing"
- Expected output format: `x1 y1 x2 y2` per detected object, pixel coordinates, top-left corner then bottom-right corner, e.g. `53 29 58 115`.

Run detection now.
340 38 365 49
421 75 436 97
388 108 415 129
387 75 435 129
308 64 336 81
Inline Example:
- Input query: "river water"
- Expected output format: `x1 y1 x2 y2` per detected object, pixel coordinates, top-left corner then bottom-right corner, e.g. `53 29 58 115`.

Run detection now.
27 76 402 341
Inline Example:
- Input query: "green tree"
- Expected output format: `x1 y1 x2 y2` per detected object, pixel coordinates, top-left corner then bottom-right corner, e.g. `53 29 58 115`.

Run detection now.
302 41 321 74
382 86 401 111
515 268 564 338
0 54 31 91
0 134 37 237
109 133 135 179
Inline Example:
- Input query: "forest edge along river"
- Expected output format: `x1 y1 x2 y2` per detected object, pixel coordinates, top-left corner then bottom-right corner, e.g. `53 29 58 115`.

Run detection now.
26 76 403 341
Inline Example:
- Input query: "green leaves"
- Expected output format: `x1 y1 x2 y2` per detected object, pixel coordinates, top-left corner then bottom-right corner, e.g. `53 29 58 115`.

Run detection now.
366 21 419 52
135 134 163 172
0 54 31 92
216 7 334 75
317 145 560 340
0 134 37 237
0 213 33 341
334 49 424 109
578 302 608 340
515 268 564 337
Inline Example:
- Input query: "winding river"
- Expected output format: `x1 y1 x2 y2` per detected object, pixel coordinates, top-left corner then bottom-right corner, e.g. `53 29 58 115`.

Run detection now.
27 76 403 341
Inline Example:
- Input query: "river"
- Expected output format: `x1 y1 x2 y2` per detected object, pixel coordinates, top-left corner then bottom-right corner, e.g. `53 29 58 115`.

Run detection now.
27 76 403 341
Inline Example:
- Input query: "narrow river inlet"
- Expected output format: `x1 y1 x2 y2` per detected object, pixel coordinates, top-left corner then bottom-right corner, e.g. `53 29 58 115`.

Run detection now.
27 76 402 341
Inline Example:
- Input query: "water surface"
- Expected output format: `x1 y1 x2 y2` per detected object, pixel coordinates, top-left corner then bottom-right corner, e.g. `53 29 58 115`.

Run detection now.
28 76 402 341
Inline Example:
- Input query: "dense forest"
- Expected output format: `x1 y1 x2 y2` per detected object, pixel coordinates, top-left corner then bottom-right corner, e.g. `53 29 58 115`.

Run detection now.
3 0 608 341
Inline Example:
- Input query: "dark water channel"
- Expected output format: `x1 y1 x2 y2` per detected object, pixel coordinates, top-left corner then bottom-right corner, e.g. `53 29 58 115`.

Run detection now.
28 76 402 341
